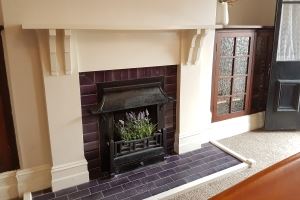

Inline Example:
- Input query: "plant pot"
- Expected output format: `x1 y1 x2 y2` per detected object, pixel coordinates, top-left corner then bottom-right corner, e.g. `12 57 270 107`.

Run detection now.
216 2 229 25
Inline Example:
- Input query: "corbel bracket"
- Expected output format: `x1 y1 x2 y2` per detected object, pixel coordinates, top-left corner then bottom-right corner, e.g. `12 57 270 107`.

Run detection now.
49 29 59 76
186 29 209 65
64 29 72 75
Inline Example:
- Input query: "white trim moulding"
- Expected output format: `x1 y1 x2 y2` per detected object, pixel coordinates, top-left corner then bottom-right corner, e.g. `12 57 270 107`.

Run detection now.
22 24 222 31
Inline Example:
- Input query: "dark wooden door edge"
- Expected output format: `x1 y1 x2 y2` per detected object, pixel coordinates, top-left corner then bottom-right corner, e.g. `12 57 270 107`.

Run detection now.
0 27 20 172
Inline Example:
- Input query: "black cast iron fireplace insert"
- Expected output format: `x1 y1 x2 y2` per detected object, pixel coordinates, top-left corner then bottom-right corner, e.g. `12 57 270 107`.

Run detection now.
91 77 172 176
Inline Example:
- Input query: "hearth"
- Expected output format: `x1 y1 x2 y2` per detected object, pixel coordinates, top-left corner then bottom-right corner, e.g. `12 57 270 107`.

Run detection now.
91 77 172 175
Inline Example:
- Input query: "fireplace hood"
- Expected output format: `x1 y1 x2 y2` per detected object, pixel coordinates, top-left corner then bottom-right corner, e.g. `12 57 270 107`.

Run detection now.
91 78 171 114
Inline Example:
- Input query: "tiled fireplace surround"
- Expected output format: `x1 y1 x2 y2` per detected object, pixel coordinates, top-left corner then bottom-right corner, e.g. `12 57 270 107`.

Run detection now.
79 66 178 179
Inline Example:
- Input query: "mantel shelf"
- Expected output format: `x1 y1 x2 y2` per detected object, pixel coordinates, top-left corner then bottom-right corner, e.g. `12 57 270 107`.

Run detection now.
22 24 222 31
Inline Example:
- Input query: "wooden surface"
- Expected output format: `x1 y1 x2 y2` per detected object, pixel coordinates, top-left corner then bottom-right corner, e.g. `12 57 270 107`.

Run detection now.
210 153 300 200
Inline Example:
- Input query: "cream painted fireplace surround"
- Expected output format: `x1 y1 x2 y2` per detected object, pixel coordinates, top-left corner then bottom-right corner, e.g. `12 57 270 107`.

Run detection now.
0 0 266 198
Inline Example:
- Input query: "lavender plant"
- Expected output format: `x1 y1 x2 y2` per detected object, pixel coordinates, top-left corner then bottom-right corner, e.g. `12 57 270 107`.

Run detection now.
115 109 157 141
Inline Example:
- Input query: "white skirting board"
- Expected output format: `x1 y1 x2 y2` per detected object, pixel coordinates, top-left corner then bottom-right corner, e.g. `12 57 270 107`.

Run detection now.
0 171 18 200
17 164 52 196
177 112 265 154
0 164 51 200
146 141 255 200
51 159 89 192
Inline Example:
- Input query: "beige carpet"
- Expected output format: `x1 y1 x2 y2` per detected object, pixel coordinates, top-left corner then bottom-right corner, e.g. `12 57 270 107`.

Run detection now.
166 130 300 200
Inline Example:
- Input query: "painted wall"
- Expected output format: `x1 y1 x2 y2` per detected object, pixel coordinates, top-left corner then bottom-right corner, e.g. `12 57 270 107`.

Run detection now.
228 0 277 26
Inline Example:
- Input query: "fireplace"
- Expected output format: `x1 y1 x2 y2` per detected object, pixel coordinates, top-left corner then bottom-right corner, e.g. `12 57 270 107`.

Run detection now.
79 66 177 179
91 76 172 175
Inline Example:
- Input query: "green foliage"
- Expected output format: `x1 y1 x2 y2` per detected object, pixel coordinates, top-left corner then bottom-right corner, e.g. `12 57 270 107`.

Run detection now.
115 109 157 141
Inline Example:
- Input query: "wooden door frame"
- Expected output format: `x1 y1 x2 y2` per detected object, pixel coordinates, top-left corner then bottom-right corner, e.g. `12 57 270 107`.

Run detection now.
0 26 20 172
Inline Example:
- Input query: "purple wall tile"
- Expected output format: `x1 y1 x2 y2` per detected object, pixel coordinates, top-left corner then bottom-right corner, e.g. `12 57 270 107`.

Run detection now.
140 174 160 184
90 183 111 194
158 169 176 178
122 179 142 190
167 179 186 189
55 186 77 197
77 180 98 191
134 182 156 194
80 85 97 95
150 184 169 196
115 188 137 200
129 191 151 200
144 166 163 176
35 192 55 200
154 177 173 187
68 189 90 199
54 196 68 200
102 186 123 197
80 73 95 85
81 94 97 105
109 177 130 187
81 192 103 200
95 71 105 83
128 172 146 181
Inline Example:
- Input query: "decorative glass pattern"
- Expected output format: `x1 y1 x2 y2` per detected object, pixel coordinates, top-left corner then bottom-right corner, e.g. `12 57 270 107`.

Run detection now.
218 78 231 96
232 77 246 94
221 37 234 56
217 97 230 115
236 37 250 56
220 58 233 76
231 96 245 113
277 4 300 61
234 57 248 75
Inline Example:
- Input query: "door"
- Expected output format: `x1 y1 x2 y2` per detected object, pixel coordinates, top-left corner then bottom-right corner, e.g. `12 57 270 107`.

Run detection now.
265 0 300 130
0 27 19 172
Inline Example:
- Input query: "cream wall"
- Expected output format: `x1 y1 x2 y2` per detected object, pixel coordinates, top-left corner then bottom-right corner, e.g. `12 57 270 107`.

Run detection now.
228 0 276 26
7 0 216 27
76 30 180 71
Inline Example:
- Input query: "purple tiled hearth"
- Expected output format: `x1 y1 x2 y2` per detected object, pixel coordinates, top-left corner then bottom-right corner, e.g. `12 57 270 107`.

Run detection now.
32 143 242 200
79 66 177 179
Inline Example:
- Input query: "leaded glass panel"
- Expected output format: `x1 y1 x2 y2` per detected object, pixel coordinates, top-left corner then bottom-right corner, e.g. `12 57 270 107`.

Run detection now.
231 96 245 113
217 97 230 115
221 37 234 56
220 58 233 76
232 77 246 94
234 57 248 75
236 37 250 56
218 78 231 96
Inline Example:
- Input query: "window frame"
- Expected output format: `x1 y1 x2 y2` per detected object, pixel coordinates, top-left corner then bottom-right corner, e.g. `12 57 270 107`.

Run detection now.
211 29 256 122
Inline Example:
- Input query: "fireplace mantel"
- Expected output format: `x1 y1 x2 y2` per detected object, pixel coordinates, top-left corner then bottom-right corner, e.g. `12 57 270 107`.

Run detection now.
24 24 221 76
22 24 221 30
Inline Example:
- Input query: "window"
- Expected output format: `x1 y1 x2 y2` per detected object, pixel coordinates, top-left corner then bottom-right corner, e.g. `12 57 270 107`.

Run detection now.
212 30 255 122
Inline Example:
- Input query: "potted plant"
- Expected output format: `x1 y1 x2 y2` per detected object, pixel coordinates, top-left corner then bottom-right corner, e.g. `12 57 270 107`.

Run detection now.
111 109 166 174
115 109 157 142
